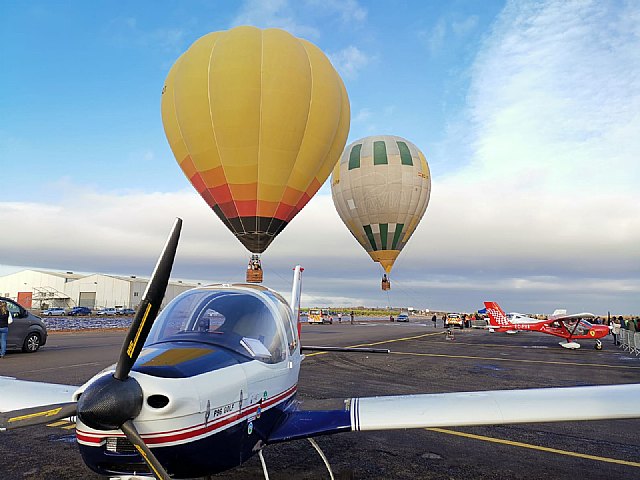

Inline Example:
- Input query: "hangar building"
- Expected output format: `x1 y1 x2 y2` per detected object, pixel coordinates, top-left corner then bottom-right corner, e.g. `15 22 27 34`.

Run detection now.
0 269 198 310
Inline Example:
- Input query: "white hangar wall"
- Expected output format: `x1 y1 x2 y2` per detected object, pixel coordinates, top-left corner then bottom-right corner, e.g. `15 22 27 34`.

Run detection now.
0 269 197 310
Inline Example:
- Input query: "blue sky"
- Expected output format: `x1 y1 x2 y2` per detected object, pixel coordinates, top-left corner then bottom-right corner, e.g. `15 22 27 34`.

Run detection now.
1 1 639 314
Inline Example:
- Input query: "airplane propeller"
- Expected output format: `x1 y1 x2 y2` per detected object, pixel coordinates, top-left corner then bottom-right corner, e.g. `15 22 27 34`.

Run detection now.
0 218 182 480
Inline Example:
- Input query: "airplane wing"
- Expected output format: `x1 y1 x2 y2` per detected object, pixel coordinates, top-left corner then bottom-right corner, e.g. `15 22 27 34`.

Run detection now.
0 376 78 412
267 383 640 443
550 312 596 321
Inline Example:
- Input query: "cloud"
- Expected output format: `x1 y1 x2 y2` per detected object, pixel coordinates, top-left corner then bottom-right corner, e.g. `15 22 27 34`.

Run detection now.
452 15 479 36
106 16 186 53
427 0 640 311
305 0 367 23
328 45 371 79
422 18 446 55
230 0 319 38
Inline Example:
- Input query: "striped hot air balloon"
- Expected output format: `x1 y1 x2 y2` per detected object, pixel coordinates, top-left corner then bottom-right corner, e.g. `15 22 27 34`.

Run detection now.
161 26 350 260
331 135 431 289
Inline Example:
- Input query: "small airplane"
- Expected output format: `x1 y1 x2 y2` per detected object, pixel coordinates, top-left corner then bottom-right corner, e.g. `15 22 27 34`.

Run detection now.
0 219 638 480
484 301 610 350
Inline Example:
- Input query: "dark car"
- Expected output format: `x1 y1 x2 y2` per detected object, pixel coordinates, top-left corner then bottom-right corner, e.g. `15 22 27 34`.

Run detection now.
68 306 92 316
1 297 48 353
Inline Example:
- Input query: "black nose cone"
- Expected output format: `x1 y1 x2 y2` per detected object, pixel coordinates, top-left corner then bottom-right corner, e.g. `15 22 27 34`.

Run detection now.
77 374 143 431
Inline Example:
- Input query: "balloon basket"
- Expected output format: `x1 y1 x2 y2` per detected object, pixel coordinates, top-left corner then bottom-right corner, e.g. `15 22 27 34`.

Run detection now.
382 279 391 291
247 255 263 283
246 269 263 283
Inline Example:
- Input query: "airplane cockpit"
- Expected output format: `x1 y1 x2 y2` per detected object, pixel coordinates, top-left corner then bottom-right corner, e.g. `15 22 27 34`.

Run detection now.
560 318 593 335
144 286 298 365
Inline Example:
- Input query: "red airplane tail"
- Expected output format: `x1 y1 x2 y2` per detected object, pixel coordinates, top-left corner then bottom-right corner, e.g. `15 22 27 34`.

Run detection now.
484 301 510 328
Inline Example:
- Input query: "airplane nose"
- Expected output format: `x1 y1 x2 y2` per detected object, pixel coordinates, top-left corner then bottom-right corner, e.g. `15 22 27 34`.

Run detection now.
77 374 143 431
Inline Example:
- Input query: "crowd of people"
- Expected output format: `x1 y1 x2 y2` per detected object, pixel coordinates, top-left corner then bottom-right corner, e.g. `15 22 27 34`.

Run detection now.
608 315 639 346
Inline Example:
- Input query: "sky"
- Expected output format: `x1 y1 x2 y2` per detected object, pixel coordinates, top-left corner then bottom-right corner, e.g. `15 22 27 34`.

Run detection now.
1 0 639 315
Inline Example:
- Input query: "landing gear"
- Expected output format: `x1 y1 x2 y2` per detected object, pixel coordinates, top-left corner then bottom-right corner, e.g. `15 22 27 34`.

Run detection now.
595 339 603 350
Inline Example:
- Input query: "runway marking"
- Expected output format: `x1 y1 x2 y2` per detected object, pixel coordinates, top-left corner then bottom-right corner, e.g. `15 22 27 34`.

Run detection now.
304 332 443 357
47 420 76 430
390 351 640 370
426 427 640 468
46 420 70 427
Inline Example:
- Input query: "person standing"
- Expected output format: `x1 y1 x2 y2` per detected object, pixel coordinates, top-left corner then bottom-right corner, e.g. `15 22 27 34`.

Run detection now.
0 301 12 358
628 317 637 334
350 310 355 325
431 314 437 328
612 317 621 346
338 312 342 323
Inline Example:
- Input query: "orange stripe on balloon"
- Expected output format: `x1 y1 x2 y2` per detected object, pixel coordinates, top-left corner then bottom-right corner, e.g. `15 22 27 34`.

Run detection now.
281 186 304 205
257 201 280 218
228 183 258 201
179 155 197 179
200 166 228 188
305 177 322 197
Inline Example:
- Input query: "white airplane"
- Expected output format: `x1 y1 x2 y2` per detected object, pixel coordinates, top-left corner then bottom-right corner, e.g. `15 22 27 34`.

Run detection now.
1 219 638 480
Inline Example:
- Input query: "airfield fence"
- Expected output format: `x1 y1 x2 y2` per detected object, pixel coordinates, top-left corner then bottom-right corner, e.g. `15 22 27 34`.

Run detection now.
618 330 640 356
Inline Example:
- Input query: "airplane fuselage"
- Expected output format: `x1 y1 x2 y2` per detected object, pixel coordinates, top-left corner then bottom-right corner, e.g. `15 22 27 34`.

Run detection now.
75 342 301 477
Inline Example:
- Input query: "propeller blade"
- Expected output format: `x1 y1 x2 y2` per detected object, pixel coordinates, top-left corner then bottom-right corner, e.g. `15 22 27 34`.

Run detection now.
0 402 77 431
114 218 182 380
121 419 171 480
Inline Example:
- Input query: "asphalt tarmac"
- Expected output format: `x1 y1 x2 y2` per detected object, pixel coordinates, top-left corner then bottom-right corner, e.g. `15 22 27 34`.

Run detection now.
0 319 639 479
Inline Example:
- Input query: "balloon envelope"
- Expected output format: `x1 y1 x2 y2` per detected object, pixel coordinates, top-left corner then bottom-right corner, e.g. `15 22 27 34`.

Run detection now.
331 135 431 273
162 26 350 253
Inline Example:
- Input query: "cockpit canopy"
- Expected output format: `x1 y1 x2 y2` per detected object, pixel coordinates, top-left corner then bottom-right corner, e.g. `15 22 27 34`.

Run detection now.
145 286 298 364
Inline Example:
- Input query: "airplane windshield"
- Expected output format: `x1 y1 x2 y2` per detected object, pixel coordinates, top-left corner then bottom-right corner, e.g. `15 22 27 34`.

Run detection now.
561 319 593 335
145 289 287 364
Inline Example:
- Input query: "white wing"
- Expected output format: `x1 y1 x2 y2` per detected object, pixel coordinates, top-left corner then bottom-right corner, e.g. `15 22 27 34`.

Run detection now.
0 376 77 412
349 383 640 431
550 312 596 321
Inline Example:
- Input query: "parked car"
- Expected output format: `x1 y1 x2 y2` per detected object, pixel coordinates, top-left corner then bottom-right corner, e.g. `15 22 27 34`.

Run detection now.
308 309 333 324
397 313 410 322
0 296 48 353
116 308 136 315
41 307 67 316
96 308 117 316
445 313 464 328
67 306 92 316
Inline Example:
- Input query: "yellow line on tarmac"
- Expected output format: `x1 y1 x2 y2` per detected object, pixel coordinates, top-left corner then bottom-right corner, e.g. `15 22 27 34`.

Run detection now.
62 423 77 430
426 427 640 468
46 420 70 427
390 351 640 370
305 332 443 357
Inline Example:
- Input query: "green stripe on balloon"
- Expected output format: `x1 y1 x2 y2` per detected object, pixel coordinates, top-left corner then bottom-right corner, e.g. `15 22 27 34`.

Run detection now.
380 223 388 249
392 223 404 249
349 144 362 170
373 141 388 165
363 224 377 251
397 141 413 166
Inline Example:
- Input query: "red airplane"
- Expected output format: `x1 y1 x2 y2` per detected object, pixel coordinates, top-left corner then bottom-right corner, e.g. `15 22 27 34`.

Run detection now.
484 301 610 350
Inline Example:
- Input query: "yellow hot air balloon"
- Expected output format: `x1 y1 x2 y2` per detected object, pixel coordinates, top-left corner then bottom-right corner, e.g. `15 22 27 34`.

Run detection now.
331 135 431 289
161 26 350 271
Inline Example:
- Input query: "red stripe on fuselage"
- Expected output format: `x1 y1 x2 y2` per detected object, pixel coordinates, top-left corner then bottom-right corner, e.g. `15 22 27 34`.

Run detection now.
76 385 297 446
